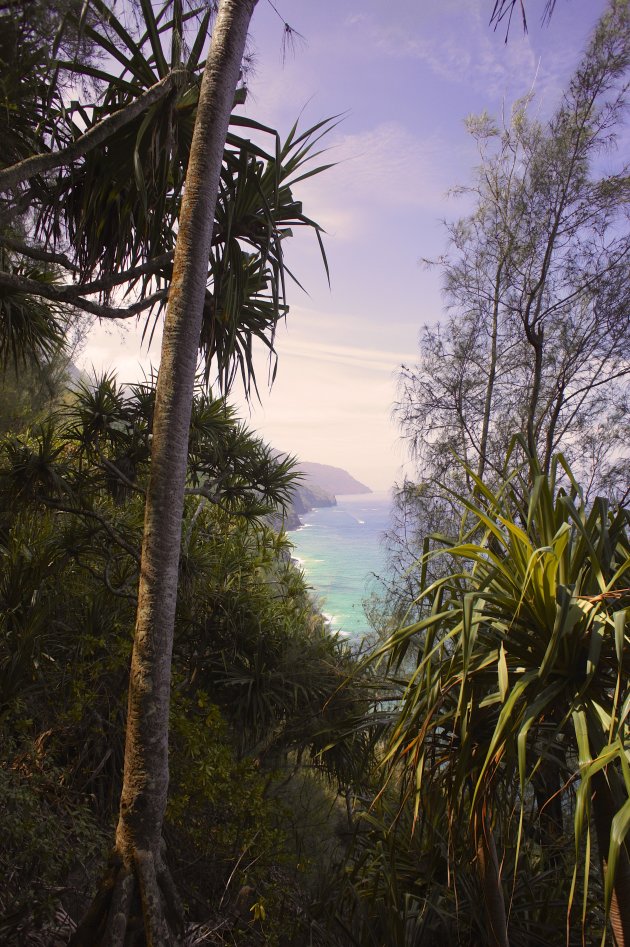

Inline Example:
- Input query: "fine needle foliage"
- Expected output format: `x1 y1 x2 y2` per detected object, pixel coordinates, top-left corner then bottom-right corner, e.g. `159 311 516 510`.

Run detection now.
388 0 630 628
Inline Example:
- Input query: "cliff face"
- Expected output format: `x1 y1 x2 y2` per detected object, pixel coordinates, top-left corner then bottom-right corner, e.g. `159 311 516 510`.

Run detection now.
267 480 336 532
269 455 371 532
292 481 336 514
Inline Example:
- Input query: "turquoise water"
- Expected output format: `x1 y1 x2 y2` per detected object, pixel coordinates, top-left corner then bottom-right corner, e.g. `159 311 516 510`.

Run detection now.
288 491 392 642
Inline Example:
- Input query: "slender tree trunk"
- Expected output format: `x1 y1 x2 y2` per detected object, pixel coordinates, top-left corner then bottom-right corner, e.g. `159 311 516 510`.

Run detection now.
542 377 566 474
116 0 256 865
71 2 258 943
592 769 630 947
524 324 544 463
475 811 510 947
477 256 503 481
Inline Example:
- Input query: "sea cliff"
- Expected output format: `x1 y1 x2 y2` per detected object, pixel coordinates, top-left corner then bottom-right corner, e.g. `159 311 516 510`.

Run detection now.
269 456 371 530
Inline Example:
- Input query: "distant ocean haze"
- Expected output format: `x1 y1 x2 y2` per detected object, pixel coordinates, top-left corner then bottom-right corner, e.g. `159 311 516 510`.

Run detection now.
288 490 392 641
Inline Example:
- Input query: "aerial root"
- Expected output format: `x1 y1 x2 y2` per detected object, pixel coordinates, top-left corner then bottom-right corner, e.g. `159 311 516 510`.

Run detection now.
157 852 186 937
135 849 171 946
102 864 133 947
69 845 184 947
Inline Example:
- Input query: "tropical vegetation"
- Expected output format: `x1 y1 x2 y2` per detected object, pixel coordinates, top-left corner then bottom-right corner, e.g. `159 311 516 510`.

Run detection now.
0 367 376 944
1 0 629 945
355 448 630 946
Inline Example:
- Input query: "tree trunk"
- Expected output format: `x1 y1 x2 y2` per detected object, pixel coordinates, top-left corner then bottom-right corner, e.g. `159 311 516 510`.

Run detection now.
477 256 503 482
592 769 630 947
475 811 510 947
70 2 258 943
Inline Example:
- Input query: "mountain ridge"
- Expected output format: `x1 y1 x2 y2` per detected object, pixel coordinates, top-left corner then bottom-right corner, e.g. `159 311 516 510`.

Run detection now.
271 458 371 530
299 461 371 497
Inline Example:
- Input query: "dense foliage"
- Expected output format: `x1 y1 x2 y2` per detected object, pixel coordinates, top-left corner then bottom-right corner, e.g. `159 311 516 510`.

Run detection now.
357 4 630 944
0 0 348 941
0 373 375 944
352 449 630 946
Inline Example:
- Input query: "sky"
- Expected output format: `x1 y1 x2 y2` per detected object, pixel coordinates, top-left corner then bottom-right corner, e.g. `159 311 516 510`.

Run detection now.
79 0 611 491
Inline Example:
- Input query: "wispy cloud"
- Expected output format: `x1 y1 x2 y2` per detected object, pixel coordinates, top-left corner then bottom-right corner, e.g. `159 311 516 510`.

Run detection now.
280 336 408 374
238 341 404 489
342 6 572 107
294 121 456 239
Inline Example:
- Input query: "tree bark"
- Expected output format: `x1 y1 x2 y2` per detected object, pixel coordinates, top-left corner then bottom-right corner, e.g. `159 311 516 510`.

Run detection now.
592 769 630 947
70 1 258 943
117 0 257 887
477 256 503 481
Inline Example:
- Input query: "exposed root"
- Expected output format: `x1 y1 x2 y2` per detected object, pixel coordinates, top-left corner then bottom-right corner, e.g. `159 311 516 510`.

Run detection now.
102 864 133 947
157 852 186 939
135 849 171 946
69 845 184 947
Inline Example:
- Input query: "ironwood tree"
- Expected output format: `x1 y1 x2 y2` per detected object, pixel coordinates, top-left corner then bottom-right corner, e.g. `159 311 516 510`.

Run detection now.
388 0 629 609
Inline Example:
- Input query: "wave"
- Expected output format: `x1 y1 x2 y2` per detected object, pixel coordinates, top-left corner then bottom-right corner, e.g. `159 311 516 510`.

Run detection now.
289 492 392 642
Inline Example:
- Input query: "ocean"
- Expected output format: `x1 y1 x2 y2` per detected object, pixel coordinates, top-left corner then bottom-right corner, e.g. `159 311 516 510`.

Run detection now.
288 491 392 642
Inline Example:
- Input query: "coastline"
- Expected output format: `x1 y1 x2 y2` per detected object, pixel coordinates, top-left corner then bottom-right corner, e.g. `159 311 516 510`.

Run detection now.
287 491 391 640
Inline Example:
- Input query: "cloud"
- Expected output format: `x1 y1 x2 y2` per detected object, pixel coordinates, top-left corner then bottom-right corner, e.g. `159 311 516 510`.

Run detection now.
76 307 410 491
280 337 408 374
222 307 410 488
239 352 403 490
294 121 454 239
76 319 160 382
342 5 569 107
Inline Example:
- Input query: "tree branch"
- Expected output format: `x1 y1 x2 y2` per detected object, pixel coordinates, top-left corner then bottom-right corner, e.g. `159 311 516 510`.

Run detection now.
0 70 186 193
41 499 141 563
184 484 269 519
97 451 146 498
0 235 81 272
77 556 138 601
73 253 174 296
0 268 167 319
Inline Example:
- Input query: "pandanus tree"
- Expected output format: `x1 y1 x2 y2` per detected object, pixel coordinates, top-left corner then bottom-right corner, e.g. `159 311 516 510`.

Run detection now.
373 446 630 945
1 0 333 941
1 0 332 359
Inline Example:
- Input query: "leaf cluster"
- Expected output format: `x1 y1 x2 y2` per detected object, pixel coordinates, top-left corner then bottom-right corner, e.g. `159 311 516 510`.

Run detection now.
357 448 630 944
0 0 333 399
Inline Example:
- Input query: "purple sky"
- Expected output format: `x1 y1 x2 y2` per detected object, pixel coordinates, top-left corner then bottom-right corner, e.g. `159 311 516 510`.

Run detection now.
80 0 611 489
